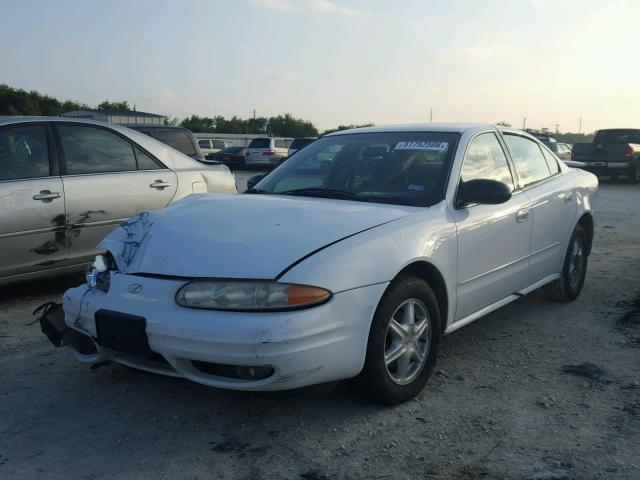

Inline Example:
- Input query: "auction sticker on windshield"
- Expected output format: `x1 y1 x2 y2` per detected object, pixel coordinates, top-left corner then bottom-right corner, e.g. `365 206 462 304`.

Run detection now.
394 141 448 151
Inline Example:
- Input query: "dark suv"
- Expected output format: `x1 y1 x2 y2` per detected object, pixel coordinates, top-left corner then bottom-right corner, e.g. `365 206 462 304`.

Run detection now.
125 125 205 161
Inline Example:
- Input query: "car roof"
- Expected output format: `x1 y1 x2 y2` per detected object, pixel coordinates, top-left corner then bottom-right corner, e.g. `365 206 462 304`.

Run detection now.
0 115 121 127
326 123 500 136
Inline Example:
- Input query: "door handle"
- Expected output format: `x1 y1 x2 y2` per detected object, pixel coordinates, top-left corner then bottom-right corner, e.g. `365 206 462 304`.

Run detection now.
515 209 529 223
149 180 171 189
33 190 61 202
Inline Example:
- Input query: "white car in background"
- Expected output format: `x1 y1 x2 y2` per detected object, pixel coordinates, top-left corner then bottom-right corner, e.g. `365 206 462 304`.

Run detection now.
245 137 292 168
43 123 597 404
0 117 236 286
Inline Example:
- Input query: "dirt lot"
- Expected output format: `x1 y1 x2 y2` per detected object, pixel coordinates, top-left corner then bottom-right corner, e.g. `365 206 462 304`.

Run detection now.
1 181 639 480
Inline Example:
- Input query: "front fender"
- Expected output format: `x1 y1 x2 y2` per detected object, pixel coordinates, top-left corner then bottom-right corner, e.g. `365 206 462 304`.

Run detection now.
279 202 458 323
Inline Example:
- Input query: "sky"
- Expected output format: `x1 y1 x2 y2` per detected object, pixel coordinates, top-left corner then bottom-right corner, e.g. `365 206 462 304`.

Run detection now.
1 0 639 132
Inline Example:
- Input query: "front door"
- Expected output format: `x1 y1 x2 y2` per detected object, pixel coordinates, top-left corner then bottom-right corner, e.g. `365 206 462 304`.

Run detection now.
452 132 532 321
0 123 67 281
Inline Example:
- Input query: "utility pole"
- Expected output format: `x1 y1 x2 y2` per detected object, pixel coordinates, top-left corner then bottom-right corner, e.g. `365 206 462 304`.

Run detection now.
523 117 527 130
253 109 256 120
578 117 582 134
429 107 433 123
555 124 560 134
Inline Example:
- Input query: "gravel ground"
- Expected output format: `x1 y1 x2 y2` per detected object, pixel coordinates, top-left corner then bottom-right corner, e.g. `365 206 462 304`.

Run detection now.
1 180 639 480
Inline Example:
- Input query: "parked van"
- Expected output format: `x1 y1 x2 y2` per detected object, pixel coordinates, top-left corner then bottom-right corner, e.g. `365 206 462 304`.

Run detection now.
245 137 292 168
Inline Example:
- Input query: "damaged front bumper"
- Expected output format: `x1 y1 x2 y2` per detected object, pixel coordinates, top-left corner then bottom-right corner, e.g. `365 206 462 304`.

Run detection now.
41 274 386 391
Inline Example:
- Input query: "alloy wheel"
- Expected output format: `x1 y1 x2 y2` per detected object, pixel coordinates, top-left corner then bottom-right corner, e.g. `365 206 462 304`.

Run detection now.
384 299 431 385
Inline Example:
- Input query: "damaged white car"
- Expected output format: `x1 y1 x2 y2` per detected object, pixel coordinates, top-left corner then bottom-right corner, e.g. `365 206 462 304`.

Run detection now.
41 124 598 404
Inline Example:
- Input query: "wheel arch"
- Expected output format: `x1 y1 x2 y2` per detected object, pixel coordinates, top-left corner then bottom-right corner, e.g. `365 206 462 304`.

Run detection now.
392 261 449 335
576 212 594 255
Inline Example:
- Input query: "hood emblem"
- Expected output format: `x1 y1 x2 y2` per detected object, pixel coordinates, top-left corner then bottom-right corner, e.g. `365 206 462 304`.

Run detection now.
128 284 143 294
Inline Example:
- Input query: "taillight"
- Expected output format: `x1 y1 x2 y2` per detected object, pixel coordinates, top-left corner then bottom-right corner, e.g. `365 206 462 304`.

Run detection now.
625 145 633 158
262 150 275 156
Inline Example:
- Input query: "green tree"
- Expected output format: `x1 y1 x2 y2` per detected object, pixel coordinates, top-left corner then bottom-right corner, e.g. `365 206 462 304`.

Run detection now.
181 115 215 132
97 100 131 111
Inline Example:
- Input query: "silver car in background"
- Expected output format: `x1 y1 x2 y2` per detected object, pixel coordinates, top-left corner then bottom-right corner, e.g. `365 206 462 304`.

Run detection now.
245 137 292 168
0 117 237 286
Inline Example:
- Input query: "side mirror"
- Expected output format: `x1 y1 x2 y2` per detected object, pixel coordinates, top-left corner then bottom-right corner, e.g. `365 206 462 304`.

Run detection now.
456 179 512 208
246 174 266 190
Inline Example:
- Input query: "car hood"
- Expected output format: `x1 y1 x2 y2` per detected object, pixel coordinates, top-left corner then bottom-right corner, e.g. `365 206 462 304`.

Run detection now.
100 194 415 279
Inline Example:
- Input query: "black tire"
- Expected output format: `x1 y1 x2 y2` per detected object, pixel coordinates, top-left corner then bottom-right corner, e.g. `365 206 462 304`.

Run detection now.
627 163 640 184
544 225 588 302
354 275 441 405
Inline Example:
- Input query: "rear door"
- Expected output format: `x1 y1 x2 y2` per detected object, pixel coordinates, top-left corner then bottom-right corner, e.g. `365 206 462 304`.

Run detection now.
453 131 532 320
503 133 575 282
0 122 67 280
56 123 177 265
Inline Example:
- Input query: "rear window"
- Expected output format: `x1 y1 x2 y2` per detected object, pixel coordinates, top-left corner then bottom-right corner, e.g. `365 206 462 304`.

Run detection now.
248 138 271 149
594 129 640 144
156 130 197 157
290 138 316 150
198 140 210 148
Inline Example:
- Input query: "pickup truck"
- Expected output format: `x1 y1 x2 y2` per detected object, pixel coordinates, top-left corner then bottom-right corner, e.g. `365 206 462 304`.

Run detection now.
571 128 640 183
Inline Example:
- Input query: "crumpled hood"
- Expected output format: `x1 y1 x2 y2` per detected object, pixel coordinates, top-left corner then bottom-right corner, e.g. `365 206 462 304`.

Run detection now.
100 194 414 279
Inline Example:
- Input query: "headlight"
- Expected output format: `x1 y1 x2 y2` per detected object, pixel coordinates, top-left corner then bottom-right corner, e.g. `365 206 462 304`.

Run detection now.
86 254 113 292
175 280 331 311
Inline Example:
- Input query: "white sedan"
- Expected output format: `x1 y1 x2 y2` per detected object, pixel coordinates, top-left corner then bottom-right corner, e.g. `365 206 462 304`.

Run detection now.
45 124 598 404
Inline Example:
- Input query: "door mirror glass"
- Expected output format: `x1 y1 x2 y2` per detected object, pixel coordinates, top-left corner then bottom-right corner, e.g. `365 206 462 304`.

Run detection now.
456 179 512 208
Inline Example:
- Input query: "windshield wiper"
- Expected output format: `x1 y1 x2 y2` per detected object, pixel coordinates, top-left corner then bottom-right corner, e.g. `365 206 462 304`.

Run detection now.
277 187 365 201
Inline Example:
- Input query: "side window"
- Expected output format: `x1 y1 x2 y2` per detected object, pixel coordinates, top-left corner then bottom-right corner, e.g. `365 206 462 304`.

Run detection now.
211 140 225 149
504 135 551 187
58 125 137 175
540 146 560 174
198 139 210 149
460 132 514 190
274 139 284 149
0 125 51 181
134 146 162 170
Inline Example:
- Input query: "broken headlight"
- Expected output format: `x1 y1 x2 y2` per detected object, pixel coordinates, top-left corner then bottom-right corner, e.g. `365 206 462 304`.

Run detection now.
175 280 331 311
86 254 114 292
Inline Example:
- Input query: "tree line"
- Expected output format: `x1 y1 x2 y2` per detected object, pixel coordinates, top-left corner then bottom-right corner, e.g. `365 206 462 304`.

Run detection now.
1 84 595 140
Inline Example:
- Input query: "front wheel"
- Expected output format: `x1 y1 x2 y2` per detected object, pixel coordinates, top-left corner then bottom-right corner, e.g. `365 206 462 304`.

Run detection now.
544 225 588 302
354 275 441 405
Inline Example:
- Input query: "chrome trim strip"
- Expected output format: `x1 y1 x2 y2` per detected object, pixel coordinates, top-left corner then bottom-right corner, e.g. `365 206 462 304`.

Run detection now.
446 273 561 335
458 253 529 286
530 241 561 258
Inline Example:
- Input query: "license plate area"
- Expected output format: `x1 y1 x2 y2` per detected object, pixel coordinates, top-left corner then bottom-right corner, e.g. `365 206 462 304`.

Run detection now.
95 309 152 356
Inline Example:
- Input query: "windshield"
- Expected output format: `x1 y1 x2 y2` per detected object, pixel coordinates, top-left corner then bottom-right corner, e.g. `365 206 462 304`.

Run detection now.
594 129 640 144
253 132 459 206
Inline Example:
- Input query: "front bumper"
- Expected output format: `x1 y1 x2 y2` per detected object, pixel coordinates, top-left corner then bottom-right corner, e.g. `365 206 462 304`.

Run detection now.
59 273 387 391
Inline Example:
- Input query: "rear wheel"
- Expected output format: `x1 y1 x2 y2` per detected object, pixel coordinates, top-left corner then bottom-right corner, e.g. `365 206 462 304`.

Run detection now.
544 225 588 302
354 275 440 405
